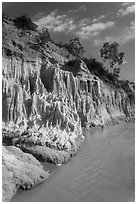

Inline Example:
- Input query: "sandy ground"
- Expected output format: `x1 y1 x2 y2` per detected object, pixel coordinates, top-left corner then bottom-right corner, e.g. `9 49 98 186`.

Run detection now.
12 123 135 202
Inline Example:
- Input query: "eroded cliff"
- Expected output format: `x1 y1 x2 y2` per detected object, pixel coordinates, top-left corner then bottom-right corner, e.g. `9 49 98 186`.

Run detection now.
2 18 135 163
2 54 135 160
2 14 135 203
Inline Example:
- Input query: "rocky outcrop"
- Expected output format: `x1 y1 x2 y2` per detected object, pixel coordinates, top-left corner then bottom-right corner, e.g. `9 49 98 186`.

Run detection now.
2 18 135 202
2 55 84 163
2 146 49 202
71 60 135 127
2 53 135 163
2 19 135 165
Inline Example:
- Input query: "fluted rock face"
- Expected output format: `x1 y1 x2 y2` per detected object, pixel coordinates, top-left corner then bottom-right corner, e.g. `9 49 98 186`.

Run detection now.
72 61 135 127
2 55 84 162
62 59 134 127
2 53 135 162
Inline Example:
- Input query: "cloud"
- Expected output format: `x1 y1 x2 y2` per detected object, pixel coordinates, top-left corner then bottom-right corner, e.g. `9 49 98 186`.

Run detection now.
76 21 115 39
68 5 87 13
79 18 91 26
117 4 135 17
32 12 45 21
92 15 105 23
78 15 106 28
94 20 135 46
121 2 134 6
34 5 134 42
34 11 76 33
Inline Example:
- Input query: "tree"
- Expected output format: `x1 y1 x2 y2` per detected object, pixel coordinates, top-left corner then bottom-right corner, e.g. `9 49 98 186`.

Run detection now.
64 37 85 58
14 15 38 31
100 42 124 78
83 57 105 75
36 27 51 47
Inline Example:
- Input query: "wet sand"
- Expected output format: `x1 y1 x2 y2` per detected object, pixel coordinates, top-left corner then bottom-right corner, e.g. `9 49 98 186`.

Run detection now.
12 123 135 202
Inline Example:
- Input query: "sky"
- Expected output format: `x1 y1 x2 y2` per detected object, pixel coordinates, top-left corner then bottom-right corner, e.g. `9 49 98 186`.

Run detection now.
2 2 135 82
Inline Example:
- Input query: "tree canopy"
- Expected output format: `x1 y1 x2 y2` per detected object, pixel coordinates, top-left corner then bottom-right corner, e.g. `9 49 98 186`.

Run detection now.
14 15 38 31
100 42 124 78
36 27 51 47
63 37 85 58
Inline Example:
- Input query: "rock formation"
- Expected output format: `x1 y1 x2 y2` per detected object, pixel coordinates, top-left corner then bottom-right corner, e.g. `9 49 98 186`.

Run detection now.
2 50 135 159
2 146 49 202
2 51 85 162
2 17 135 201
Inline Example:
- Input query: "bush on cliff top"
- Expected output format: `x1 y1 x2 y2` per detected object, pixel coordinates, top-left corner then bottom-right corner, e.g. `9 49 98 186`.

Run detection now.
83 57 133 89
14 15 38 31
57 37 85 58
83 58 106 76
66 57 121 87
35 28 52 48
82 57 116 83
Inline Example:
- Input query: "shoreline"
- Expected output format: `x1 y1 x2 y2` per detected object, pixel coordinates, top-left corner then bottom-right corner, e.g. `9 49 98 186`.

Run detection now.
12 122 135 202
3 118 135 202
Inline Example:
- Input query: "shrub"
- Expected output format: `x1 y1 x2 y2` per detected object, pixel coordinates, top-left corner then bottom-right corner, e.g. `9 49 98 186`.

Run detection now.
83 57 105 75
35 28 51 48
64 59 82 76
14 15 37 31
58 37 85 58
67 59 77 67
83 57 118 85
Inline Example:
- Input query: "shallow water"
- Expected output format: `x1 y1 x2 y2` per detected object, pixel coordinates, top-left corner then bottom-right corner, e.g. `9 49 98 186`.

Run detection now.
12 123 135 202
